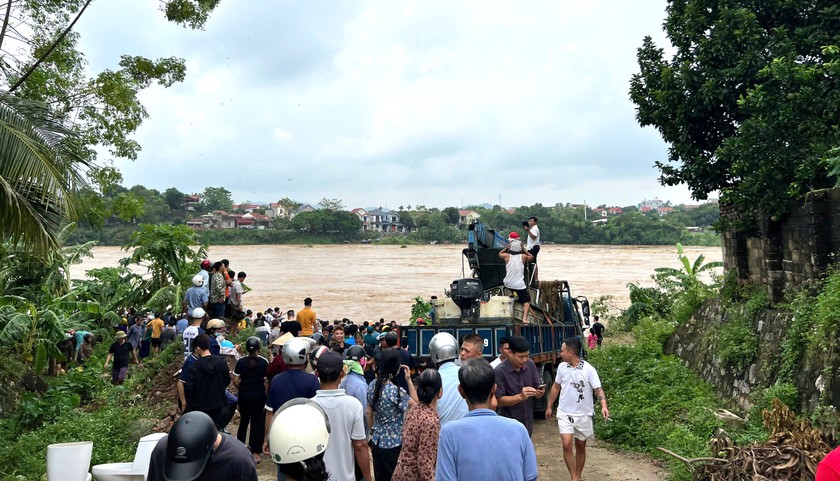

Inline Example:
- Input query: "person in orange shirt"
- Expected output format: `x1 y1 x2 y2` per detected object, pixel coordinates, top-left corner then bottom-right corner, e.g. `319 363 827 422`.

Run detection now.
146 313 166 354
298 297 317 337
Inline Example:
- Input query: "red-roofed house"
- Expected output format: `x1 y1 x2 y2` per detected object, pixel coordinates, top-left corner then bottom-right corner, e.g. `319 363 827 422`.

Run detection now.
592 208 607 217
608 207 623 215
657 207 674 215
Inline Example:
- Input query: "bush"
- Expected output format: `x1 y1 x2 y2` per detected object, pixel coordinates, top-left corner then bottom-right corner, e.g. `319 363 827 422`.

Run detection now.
588 344 723 481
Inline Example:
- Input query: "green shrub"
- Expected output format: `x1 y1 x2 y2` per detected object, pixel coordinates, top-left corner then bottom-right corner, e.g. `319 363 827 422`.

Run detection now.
717 317 757 370
588 343 724 481
631 317 676 354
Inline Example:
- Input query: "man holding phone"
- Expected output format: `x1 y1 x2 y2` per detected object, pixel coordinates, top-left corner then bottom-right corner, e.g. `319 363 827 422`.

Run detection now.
524 217 540 283
494 335 544 436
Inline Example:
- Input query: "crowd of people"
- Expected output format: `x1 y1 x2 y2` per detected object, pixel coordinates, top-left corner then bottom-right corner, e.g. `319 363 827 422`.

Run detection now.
149 255 610 481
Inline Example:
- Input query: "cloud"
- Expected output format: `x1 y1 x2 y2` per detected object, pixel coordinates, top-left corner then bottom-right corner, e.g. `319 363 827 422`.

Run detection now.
74 0 687 208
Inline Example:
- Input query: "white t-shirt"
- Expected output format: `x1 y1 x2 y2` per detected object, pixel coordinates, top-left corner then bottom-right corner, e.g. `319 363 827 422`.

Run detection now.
554 361 602 416
182 325 201 359
231 280 244 307
491 356 503 368
312 389 365 481
527 225 540 250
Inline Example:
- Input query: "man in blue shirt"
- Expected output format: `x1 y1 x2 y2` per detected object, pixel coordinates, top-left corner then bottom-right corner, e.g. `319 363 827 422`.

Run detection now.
429 332 468 426
436 358 538 481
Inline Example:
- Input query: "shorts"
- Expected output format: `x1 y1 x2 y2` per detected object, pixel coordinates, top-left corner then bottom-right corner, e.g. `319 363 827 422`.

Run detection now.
528 244 540 261
512 288 531 304
112 366 128 383
151 338 161 348
557 414 594 441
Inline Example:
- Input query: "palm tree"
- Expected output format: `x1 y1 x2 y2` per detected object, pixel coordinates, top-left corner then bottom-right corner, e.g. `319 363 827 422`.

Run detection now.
0 93 88 256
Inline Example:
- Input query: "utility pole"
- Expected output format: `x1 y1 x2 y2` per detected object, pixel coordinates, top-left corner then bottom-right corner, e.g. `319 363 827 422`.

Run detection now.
584 199 587 221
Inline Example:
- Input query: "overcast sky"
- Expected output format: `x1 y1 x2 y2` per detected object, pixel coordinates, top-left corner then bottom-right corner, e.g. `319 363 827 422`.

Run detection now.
74 0 692 210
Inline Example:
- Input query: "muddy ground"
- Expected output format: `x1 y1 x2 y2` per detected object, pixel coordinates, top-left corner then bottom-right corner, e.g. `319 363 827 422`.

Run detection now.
244 414 666 481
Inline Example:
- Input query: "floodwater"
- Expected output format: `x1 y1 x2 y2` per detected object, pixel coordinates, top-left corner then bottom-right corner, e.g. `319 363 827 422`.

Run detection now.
70 244 722 323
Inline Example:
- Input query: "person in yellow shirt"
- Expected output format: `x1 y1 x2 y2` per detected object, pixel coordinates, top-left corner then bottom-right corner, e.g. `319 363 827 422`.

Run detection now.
298 297 317 337
146 313 166 355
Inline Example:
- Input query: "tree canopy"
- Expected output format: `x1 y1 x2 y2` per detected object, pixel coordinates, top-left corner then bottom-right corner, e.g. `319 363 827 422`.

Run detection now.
630 1 840 229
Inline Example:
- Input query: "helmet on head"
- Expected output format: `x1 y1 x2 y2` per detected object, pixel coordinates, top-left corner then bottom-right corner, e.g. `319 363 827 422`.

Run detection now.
269 399 330 465
309 345 330 369
200 259 211 269
206 319 226 330
164 411 217 481
429 332 459 364
310 332 325 346
191 274 204 287
281 337 316 366
245 336 261 353
344 344 366 362
191 308 205 319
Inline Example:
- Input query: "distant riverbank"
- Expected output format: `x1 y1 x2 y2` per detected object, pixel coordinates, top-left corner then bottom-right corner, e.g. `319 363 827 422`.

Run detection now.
67 224 721 247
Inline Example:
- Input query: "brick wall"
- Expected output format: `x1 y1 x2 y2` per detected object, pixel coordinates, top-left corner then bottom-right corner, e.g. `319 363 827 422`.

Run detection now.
723 188 840 302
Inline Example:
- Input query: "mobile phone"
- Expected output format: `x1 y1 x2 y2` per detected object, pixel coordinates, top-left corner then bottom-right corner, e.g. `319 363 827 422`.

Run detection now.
538 384 546 389
522 221 529 228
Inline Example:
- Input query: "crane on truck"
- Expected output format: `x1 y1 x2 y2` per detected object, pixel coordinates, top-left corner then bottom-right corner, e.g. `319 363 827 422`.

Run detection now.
402 221 590 414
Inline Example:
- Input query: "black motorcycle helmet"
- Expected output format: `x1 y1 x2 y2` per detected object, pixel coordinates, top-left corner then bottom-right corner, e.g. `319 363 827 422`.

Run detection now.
344 344 366 362
164 411 218 481
310 332 325 346
245 336 261 353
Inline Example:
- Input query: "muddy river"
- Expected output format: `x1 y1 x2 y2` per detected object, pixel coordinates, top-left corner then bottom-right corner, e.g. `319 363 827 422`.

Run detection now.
71 244 722 323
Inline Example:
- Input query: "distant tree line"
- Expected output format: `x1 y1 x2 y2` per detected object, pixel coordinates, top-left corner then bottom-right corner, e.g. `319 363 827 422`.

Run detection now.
66 176 720 246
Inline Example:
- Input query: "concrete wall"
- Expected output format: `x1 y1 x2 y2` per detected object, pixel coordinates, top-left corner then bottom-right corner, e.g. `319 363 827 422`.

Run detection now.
723 189 840 302
666 299 838 412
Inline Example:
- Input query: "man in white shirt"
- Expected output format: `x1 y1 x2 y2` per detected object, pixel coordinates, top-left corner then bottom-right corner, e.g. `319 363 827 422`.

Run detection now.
545 337 610 481
525 216 541 283
499 238 535 324
490 336 511 368
230 271 246 314
312 352 371 481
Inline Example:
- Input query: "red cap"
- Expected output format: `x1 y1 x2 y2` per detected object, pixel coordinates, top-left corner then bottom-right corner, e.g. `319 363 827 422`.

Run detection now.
508 232 520 239
201 259 211 269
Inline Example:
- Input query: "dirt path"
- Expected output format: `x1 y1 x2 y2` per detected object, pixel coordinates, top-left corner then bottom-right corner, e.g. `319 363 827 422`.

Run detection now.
247 416 666 481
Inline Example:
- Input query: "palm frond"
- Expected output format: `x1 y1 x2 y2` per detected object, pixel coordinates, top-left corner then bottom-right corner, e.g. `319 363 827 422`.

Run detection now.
0 93 90 256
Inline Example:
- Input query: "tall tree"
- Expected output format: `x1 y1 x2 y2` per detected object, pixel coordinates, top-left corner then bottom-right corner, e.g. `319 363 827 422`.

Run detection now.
0 1 221 253
163 187 186 210
201 186 233 211
630 1 840 228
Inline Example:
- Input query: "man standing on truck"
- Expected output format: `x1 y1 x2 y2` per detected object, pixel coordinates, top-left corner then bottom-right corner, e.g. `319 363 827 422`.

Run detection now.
545 337 610 481
500 237 535 324
525 216 540 283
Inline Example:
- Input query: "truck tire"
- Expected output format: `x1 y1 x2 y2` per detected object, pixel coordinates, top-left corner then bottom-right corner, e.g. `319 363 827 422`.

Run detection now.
532 363 555 417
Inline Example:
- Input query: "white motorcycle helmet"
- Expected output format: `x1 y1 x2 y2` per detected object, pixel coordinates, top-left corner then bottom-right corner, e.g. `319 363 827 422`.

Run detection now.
191 274 204 287
269 399 330 465
281 337 316 366
429 332 459 365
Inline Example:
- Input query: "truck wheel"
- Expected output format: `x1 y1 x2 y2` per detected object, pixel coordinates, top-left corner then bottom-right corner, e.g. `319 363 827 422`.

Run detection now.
532 364 555 417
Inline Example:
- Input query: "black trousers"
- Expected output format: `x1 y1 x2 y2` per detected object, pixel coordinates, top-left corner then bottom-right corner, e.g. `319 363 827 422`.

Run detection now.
237 391 266 453
370 442 401 481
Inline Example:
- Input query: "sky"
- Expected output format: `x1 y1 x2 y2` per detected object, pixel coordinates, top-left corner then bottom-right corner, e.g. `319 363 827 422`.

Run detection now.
73 0 693 210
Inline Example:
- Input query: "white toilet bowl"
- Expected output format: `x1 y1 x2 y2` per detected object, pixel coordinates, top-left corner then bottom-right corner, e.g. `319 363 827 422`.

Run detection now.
47 441 93 481
91 432 166 481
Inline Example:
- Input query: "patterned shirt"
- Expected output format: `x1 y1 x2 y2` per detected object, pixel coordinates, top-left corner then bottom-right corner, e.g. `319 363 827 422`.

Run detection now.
392 404 440 481
367 381 409 449
210 271 226 303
